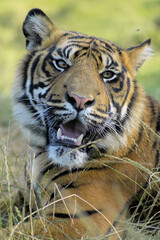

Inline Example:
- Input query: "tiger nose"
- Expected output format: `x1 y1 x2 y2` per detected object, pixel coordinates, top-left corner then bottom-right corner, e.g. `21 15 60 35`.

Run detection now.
66 93 95 109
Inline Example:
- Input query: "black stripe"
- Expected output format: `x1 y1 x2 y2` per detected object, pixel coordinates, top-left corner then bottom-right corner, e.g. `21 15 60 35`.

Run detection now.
91 52 99 66
121 76 131 108
156 107 160 132
16 94 37 114
68 35 88 40
41 45 56 77
100 41 115 53
98 54 102 63
57 48 63 57
112 61 119 67
99 44 115 54
49 182 89 201
50 192 55 201
62 182 88 190
24 124 46 136
90 113 106 120
109 89 123 132
90 48 101 55
47 106 66 113
47 99 62 103
16 94 44 127
107 76 119 84
68 35 103 42
41 162 56 175
77 52 88 58
41 56 52 78
91 46 103 63
121 79 136 125
64 43 89 49
136 124 143 145
30 54 41 95
73 50 82 59
33 81 47 88
53 213 76 219
60 32 72 38
83 210 100 216
147 95 157 128
112 80 124 93
91 50 102 68
51 169 79 182
35 150 46 158
68 40 92 45
22 53 34 89
153 139 157 149
97 108 107 114
45 108 67 119
52 209 100 219
38 87 52 99
64 46 72 58
49 166 108 182
155 150 159 168
148 95 156 115
114 120 123 135
110 94 121 114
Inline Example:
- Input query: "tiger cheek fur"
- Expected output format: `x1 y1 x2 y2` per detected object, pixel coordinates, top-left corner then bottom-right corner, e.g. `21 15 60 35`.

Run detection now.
7 8 160 240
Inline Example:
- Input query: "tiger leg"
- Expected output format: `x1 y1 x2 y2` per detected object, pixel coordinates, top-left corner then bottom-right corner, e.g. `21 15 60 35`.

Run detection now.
11 183 129 240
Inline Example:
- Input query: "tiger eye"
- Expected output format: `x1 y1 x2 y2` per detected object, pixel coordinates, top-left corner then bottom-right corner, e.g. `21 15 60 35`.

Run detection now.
102 71 115 79
56 60 68 69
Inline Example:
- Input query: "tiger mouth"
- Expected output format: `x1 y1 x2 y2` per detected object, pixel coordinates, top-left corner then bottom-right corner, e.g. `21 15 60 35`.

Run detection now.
49 119 87 147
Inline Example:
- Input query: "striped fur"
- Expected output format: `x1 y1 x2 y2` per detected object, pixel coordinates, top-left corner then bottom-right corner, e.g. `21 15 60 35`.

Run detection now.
6 8 160 239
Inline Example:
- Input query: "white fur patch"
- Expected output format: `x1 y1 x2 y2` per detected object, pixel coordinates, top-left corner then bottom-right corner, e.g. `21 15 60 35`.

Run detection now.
120 104 128 121
97 131 127 153
29 15 50 39
137 45 153 66
48 145 88 169
13 103 46 146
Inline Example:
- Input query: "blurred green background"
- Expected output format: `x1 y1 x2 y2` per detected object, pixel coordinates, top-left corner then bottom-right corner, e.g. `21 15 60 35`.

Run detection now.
0 0 160 126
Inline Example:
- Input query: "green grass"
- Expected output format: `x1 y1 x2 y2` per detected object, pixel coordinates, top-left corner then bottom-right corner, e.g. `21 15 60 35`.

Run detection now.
1 130 160 239
0 0 160 95
0 0 160 127
0 0 159 126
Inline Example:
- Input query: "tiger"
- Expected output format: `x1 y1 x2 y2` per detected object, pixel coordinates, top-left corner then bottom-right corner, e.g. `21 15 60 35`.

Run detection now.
1 8 160 240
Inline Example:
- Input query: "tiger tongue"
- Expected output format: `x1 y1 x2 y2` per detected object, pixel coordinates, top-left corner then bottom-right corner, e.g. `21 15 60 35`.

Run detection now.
57 120 87 146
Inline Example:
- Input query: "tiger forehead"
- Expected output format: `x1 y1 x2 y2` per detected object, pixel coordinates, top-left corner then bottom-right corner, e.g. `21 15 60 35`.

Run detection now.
51 34 119 67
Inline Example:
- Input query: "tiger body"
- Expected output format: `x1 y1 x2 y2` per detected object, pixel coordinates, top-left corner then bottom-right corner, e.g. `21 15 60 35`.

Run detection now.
2 8 160 239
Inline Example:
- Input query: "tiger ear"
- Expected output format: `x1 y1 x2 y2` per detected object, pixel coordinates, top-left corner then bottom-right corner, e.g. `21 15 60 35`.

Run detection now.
23 8 57 51
126 39 152 71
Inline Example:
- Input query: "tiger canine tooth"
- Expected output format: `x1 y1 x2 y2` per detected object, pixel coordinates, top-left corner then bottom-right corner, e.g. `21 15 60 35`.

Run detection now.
57 128 62 139
76 134 84 145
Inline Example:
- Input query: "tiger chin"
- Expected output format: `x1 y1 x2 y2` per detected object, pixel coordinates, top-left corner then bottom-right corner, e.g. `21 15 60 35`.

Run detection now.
1 8 160 240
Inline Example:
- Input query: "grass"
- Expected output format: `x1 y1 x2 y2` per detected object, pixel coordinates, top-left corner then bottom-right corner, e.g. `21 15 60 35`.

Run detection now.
0 0 160 125
0 0 160 95
0 0 160 239
0 124 160 239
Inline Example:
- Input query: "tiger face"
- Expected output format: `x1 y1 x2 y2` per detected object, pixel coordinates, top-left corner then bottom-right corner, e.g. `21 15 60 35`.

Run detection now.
13 9 152 168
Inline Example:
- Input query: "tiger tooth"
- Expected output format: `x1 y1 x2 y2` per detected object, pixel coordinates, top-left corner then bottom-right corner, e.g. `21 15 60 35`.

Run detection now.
76 134 84 146
57 128 62 139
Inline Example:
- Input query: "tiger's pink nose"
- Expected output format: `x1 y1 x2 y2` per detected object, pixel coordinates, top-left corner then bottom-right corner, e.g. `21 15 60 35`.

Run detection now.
67 93 95 109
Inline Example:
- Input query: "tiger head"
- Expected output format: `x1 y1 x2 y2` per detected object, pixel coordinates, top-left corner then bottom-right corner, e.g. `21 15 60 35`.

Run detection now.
13 9 152 168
